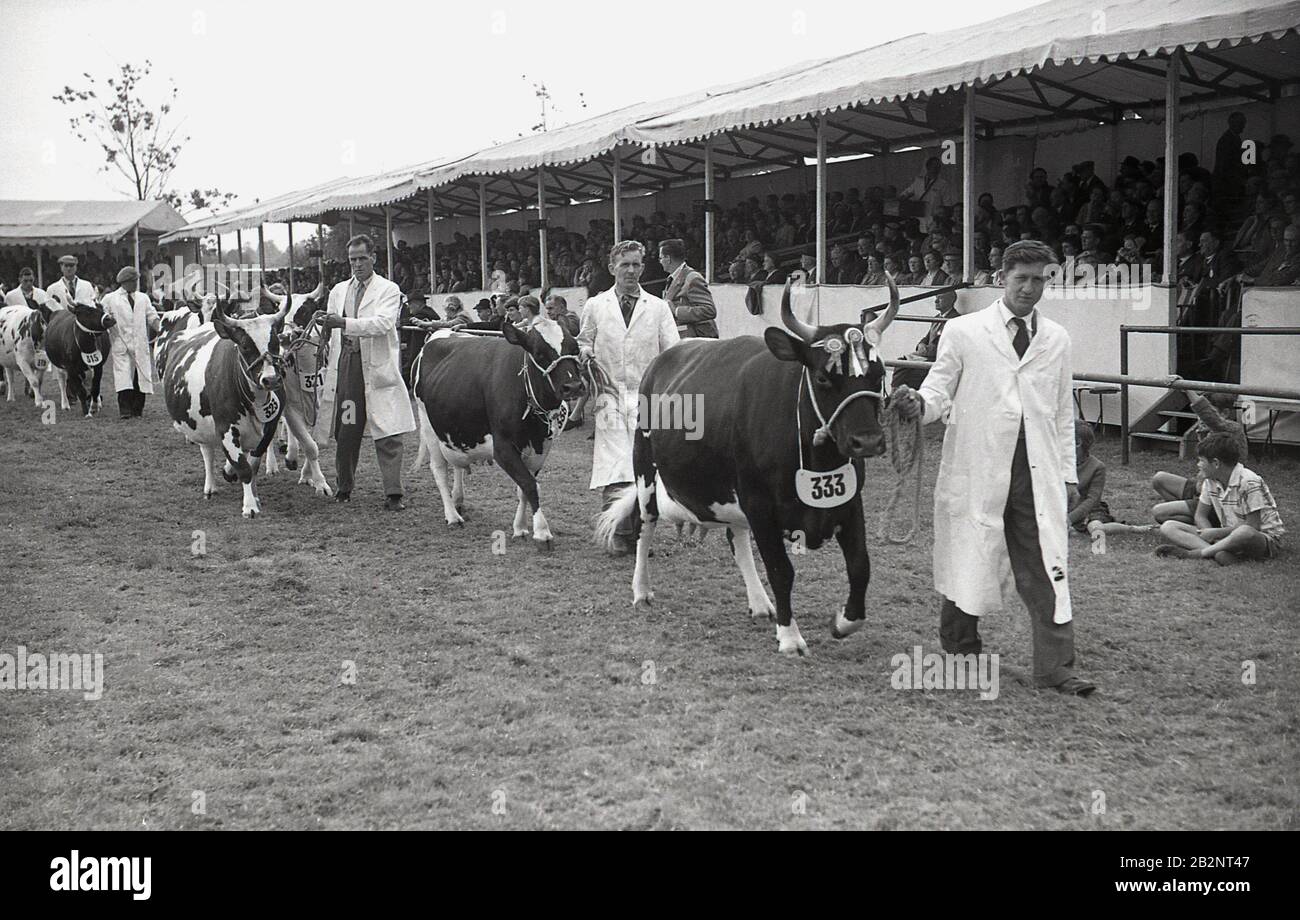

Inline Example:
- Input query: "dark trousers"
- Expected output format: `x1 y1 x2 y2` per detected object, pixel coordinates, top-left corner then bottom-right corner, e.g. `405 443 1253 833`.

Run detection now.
334 345 404 498
939 433 1076 688
117 371 146 417
602 482 636 540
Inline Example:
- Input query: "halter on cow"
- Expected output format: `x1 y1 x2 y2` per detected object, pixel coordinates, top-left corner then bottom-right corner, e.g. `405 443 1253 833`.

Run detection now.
413 318 584 548
43 297 115 417
596 275 900 655
161 290 293 518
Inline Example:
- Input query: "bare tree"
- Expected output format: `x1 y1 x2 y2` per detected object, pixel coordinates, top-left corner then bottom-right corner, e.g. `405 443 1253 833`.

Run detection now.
53 60 235 217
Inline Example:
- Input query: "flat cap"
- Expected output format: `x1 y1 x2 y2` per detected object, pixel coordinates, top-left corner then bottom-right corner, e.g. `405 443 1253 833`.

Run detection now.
116 266 139 283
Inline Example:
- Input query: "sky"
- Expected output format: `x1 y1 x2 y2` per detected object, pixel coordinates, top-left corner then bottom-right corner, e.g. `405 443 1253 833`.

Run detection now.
1 0 1046 221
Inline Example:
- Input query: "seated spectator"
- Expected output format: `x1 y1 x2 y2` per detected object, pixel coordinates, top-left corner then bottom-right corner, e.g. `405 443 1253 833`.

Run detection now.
1068 421 1118 536
1150 389 1248 525
860 255 885 286
940 250 963 284
728 257 750 284
1246 223 1300 286
919 251 950 286
1156 432 1285 564
759 252 787 284
1231 193 1277 259
889 283 959 391
896 255 924 285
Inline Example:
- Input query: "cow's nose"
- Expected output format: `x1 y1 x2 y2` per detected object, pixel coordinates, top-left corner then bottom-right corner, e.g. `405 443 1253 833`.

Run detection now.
847 432 886 458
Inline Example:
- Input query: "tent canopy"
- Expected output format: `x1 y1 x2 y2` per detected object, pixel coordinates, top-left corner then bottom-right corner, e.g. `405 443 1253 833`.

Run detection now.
0 199 186 246
158 0 1300 234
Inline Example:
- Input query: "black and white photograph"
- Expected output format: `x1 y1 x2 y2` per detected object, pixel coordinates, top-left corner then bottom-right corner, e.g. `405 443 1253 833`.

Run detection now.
1 0 1297 858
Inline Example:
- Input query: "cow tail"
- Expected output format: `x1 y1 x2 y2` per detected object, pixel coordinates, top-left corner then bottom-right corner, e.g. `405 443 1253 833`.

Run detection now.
593 485 639 551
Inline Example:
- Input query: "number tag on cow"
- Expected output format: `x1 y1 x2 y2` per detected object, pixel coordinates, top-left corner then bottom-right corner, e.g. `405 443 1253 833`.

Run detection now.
795 462 857 509
300 371 323 391
34 353 49 370
81 350 103 367
257 391 282 422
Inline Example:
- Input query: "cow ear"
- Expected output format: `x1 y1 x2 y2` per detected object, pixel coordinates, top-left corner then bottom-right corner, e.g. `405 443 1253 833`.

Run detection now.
501 321 527 349
764 327 809 364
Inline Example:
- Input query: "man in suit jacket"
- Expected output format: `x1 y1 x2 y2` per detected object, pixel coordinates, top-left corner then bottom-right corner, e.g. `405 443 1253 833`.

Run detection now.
312 234 415 510
893 240 1096 697
657 238 718 338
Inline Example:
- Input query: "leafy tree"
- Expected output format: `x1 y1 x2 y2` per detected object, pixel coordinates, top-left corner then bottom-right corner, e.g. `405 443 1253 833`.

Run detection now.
53 60 235 217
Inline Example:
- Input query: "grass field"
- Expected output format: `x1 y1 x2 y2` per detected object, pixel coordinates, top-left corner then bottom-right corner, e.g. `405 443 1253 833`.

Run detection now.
1 370 1296 830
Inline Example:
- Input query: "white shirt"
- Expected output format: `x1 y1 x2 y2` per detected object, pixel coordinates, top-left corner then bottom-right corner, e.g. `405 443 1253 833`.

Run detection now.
995 298 1038 345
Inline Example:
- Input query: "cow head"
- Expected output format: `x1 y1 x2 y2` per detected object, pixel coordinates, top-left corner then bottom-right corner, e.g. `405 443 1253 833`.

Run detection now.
212 290 291 389
503 318 584 403
67 299 115 334
763 275 899 459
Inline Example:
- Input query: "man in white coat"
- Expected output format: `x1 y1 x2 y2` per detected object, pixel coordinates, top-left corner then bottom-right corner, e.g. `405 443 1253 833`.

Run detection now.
578 240 680 555
101 266 160 419
893 240 1096 697
45 254 96 311
312 234 415 510
4 267 50 309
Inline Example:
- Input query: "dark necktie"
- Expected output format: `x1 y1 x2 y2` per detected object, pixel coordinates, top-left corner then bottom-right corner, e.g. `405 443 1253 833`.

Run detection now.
619 292 636 326
1011 317 1030 358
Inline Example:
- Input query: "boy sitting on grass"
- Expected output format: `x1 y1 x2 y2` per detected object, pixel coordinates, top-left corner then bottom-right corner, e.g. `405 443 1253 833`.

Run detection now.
1150 389 1248 526
1155 432 1286 565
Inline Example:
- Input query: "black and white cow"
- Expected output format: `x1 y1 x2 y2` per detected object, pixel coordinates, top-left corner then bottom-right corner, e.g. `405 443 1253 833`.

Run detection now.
43 298 114 417
0 304 51 407
413 320 584 548
161 293 291 518
596 277 900 655
269 284 332 496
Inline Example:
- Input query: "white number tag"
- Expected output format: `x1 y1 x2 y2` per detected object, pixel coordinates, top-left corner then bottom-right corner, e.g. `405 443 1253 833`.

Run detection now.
795 462 857 508
81 350 103 367
257 391 281 422
300 371 323 391
34 353 49 370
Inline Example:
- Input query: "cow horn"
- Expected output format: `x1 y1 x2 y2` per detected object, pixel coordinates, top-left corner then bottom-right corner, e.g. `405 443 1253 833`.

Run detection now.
779 279 818 343
261 285 291 320
865 273 900 338
308 280 326 302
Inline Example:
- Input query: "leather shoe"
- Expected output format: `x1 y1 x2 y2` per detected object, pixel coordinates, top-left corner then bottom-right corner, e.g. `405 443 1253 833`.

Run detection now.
1055 676 1098 697
384 496 407 512
334 492 351 503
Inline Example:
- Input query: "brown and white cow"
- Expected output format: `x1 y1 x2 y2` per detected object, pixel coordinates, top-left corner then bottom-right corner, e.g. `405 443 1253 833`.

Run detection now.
161 293 291 518
0 304 51 407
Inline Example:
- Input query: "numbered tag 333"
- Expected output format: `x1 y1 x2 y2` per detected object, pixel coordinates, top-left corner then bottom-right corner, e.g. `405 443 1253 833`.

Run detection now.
795 462 857 508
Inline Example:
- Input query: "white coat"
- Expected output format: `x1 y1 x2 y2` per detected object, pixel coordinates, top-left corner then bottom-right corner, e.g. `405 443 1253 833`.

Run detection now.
4 287 49 309
311 272 415 443
101 288 159 394
45 277 96 311
577 285 680 489
918 298 1077 624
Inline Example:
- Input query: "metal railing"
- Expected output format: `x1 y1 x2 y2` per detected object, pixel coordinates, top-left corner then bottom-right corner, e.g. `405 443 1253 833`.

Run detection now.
1119 325 1300 463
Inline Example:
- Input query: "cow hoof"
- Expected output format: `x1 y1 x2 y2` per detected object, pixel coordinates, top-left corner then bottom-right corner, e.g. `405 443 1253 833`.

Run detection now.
511 532 530 541
749 607 776 624
316 485 333 498
222 468 238 484
776 623 809 657
243 509 258 519
285 459 299 471
446 520 463 529
830 607 865 640
778 641 810 658
632 597 653 613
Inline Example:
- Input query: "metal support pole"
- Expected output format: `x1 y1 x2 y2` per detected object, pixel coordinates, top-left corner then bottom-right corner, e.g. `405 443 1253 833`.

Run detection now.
235 229 243 294
384 206 394 279
257 225 266 288
216 234 223 265
612 147 622 242
537 170 549 292
348 216 355 240
36 250 43 288
134 223 141 277
1161 52 1180 286
194 239 201 269
704 139 715 282
479 179 489 290
287 222 294 294
317 221 325 282
427 189 436 294
815 117 827 289
962 85 975 284
1120 327 1130 464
